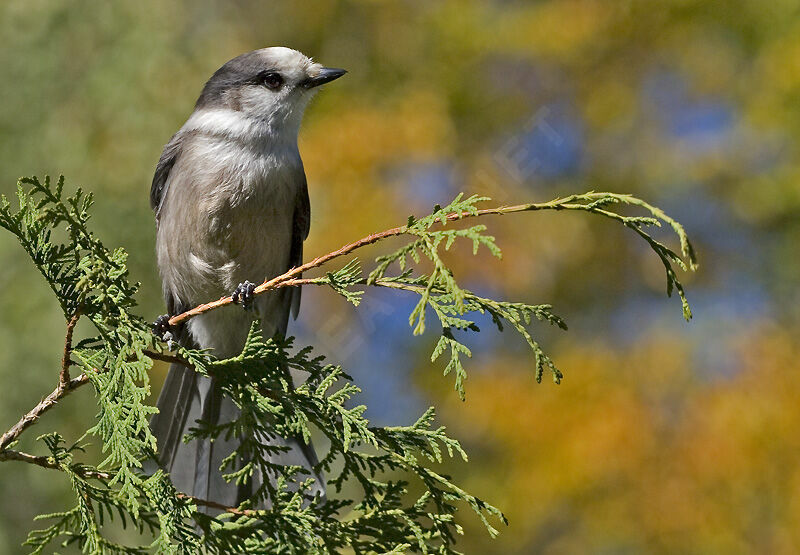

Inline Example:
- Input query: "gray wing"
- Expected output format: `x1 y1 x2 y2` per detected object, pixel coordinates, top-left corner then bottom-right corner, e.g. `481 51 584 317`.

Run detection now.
289 167 311 319
150 131 189 321
150 131 184 220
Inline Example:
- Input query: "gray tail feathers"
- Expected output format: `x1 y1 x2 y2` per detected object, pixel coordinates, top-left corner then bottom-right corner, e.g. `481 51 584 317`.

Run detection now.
150 363 325 511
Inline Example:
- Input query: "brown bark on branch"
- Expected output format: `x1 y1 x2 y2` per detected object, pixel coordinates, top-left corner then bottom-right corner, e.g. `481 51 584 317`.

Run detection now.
0 448 250 516
0 374 89 451
0 192 692 524
0 353 190 452
60 308 81 386
165 195 622 328
144 350 192 367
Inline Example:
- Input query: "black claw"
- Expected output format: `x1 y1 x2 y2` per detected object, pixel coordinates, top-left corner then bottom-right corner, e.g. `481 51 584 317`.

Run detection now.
232 281 256 310
152 314 172 341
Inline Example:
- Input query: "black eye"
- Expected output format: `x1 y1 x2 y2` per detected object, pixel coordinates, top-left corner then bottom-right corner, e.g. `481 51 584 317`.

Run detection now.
259 71 284 90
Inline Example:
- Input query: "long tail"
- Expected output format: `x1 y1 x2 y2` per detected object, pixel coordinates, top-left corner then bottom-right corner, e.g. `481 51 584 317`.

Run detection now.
150 363 325 510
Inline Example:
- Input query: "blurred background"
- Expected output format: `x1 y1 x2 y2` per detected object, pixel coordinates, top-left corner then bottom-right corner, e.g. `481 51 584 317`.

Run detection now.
1 1 799 553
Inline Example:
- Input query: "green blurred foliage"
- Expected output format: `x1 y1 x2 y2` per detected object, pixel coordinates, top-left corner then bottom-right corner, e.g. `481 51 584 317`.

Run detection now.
1 0 798 553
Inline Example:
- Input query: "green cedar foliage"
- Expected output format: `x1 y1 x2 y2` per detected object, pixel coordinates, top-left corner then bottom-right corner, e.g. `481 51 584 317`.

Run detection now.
0 176 696 553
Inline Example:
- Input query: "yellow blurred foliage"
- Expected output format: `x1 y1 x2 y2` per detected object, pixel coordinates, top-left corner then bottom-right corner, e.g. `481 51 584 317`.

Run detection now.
430 326 800 552
2 0 800 552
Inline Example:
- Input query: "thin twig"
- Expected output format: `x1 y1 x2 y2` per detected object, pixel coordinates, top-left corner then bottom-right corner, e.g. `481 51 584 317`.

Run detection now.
166 224 406 327
164 203 521 327
1 308 89 451
1 349 189 454
0 374 89 451
0 192 693 516
0 447 250 516
0 448 59 468
0 193 693 457
60 308 81 386
141 350 277 398
165 193 690 328
143 350 192 367
0 351 187 455
0 449 112 480
176 493 257 516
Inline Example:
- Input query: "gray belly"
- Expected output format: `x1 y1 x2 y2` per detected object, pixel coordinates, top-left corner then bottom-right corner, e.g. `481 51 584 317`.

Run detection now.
156 142 300 356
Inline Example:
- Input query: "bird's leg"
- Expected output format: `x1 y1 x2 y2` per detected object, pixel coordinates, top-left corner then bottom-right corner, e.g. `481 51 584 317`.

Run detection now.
232 280 257 310
152 314 174 344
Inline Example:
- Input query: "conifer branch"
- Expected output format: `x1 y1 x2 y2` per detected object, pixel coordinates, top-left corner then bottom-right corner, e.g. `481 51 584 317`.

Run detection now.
176 495 255 517
165 226 405 327
0 346 255 463
166 192 697 327
0 448 249 516
0 177 697 552
0 374 89 451
0 448 65 468
0 308 89 452
1 308 88 453
60 308 81 386
142 350 191 367
0 352 187 454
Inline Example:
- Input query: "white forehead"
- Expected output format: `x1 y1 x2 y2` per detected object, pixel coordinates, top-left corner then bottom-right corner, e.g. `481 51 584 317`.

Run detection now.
254 47 320 81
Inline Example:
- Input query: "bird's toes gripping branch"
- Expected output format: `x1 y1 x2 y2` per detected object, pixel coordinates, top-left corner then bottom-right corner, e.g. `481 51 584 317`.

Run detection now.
232 280 257 310
152 314 174 343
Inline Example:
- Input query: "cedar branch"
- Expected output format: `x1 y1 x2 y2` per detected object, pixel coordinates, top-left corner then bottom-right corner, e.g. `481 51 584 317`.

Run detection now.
0 374 89 451
0 348 195 452
0 448 250 516
165 193 695 328
60 308 81 386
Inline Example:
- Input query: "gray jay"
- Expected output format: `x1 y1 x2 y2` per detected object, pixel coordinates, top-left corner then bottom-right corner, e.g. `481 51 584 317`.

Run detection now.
148 47 345 508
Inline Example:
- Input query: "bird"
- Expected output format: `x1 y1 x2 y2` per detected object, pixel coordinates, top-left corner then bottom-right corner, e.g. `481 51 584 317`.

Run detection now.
148 47 345 509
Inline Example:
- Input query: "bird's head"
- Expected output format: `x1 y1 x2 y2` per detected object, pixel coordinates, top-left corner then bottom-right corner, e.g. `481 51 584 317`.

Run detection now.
193 47 346 138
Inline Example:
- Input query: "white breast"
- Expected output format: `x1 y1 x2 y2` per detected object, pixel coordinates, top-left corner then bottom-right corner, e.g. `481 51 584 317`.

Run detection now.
156 111 303 356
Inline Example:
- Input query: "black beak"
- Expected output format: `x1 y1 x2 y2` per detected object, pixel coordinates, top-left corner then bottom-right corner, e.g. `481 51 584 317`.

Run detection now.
301 67 347 88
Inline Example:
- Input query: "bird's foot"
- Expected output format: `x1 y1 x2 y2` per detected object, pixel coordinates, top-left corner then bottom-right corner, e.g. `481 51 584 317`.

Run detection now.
152 314 174 344
232 281 257 310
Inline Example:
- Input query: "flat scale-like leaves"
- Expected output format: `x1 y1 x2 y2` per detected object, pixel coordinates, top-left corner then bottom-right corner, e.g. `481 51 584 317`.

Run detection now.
0 177 696 553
